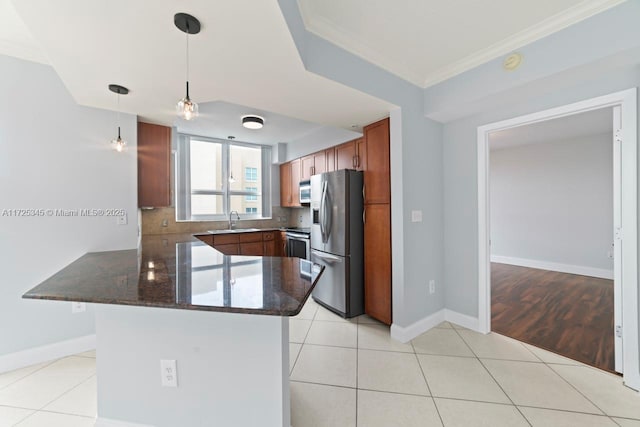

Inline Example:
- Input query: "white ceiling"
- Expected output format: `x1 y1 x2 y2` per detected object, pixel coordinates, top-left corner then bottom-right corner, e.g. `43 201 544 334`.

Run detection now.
0 0 46 64
297 0 624 87
176 100 361 145
489 107 613 151
2 0 394 133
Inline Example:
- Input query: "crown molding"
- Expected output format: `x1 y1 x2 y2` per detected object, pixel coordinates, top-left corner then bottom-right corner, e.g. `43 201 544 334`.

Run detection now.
297 0 624 89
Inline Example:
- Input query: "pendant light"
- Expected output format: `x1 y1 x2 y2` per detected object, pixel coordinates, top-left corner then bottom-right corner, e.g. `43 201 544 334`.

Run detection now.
174 13 201 121
109 84 129 152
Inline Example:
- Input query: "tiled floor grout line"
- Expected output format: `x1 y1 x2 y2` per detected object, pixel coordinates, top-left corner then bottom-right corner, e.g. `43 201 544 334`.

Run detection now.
0 359 58 393
543 362 611 417
411 340 445 426
35 371 96 414
451 327 534 427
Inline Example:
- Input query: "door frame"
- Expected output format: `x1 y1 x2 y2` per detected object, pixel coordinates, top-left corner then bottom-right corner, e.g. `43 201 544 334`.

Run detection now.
476 88 639 390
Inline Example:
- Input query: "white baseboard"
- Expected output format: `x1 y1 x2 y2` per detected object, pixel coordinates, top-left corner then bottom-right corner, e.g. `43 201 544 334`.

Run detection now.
491 255 613 280
95 418 155 427
0 334 96 374
444 309 479 331
391 309 484 343
391 309 445 343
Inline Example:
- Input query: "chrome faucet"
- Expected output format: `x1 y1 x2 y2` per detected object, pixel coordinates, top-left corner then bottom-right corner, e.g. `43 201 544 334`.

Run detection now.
228 211 240 230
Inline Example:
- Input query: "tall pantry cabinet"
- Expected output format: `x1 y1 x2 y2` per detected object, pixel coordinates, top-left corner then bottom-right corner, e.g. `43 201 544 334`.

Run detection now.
363 118 392 325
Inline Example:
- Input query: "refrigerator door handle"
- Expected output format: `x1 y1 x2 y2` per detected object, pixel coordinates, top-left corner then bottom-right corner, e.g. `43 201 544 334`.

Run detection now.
323 181 332 243
319 181 326 241
311 250 343 263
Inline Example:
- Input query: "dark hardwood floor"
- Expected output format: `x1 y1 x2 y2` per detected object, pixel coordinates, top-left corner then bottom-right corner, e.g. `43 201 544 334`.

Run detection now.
491 262 615 372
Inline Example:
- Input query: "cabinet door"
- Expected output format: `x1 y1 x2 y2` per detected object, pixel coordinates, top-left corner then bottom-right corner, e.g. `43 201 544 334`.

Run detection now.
335 140 357 171
279 231 288 256
364 204 392 325
138 122 171 208
301 155 314 181
215 243 239 255
363 118 390 204
355 138 367 172
280 162 292 207
290 159 301 207
325 147 336 172
313 150 326 176
240 242 264 256
263 240 277 256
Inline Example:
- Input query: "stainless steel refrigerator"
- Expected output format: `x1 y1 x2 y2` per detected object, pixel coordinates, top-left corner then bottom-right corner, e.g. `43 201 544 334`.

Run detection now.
310 169 364 318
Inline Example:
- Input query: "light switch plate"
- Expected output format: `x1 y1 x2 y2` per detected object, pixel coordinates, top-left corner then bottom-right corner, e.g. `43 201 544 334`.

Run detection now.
411 210 423 223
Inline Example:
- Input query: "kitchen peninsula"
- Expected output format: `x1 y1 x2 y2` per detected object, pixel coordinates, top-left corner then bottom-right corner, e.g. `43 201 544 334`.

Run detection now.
23 233 323 427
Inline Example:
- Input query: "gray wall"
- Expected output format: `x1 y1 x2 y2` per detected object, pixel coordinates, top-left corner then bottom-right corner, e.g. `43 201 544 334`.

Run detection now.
0 55 138 356
278 0 445 328
443 65 640 317
490 134 613 271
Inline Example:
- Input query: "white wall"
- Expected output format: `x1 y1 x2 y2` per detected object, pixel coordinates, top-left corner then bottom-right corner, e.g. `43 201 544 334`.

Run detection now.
0 55 138 358
490 134 613 274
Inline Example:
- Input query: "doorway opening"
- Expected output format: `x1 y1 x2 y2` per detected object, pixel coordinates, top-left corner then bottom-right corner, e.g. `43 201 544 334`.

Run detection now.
477 89 639 389
488 107 614 371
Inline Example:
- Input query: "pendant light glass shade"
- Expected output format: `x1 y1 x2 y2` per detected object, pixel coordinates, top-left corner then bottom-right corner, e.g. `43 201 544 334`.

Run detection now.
177 82 198 120
175 14 201 121
111 127 126 152
108 84 129 152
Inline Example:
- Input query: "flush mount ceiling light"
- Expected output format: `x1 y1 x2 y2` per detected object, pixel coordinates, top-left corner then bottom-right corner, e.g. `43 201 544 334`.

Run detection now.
175 13 201 121
242 115 264 130
109 84 129 152
503 52 523 71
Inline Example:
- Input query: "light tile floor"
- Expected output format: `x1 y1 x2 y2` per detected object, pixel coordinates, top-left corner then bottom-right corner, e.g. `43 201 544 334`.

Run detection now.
1 300 639 426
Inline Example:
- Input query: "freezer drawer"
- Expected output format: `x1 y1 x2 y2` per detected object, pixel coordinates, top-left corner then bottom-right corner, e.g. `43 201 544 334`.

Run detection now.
311 250 348 315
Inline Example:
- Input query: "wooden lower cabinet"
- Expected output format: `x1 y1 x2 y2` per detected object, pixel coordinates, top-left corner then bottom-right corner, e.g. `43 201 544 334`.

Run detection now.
263 239 277 256
215 243 239 255
240 241 264 256
364 203 392 325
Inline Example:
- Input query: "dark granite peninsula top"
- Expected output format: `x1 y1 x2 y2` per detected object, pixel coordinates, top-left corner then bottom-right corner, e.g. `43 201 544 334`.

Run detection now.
23 233 323 316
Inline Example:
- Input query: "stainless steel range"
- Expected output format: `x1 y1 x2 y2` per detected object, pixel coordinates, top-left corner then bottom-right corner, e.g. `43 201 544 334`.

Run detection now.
284 227 310 260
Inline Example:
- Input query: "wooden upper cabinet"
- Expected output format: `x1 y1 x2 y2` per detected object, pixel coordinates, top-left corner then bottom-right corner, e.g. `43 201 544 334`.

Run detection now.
138 122 171 208
280 162 292 207
355 138 367 172
300 155 315 181
312 150 327 176
363 118 390 204
325 147 336 172
290 158 302 207
335 140 357 170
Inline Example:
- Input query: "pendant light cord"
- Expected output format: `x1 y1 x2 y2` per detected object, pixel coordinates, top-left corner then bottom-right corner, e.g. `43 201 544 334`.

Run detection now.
185 30 190 98
117 93 121 138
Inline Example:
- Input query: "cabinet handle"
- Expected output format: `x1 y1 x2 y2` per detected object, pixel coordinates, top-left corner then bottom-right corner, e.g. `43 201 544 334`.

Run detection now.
356 155 360 168
363 207 366 224
352 155 357 169
311 166 315 176
362 185 365 201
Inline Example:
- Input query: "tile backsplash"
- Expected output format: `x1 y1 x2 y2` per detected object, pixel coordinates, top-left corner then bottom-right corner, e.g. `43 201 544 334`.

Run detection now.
141 206 309 235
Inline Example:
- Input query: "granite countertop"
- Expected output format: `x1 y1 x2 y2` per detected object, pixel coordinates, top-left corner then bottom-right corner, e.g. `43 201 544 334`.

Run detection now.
22 233 324 316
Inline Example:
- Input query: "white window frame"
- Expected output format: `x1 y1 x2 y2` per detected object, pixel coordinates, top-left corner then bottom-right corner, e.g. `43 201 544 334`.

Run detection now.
176 133 272 221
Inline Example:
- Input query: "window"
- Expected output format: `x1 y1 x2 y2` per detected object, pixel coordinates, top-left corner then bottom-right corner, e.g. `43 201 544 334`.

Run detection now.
245 187 258 201
245 167 258 182
176 134 271 221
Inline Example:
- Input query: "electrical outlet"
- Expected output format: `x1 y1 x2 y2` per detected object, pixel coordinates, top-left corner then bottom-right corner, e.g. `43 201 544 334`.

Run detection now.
411 210 423 223
428 280 435 295
299 215 303 224
71 302 86 313
161 218 169 227
117 214 128 225
607 250 613 259
160 360 178 387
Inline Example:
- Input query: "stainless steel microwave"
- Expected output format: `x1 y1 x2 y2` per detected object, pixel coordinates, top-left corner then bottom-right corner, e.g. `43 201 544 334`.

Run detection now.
299 180 311 204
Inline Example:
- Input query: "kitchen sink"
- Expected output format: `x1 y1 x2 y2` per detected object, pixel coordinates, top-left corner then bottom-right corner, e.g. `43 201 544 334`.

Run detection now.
208 228 261 234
